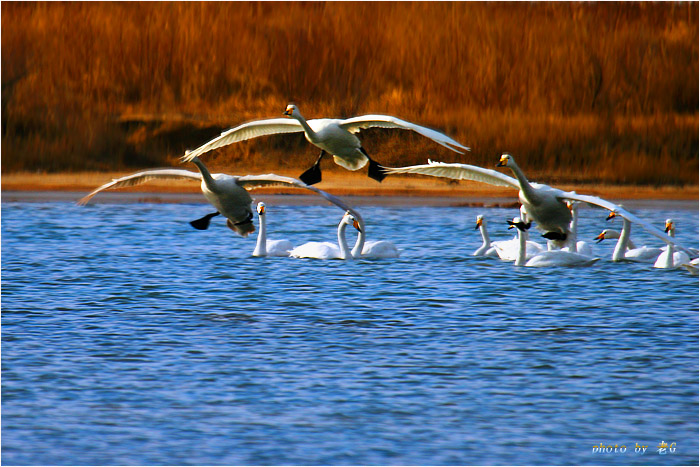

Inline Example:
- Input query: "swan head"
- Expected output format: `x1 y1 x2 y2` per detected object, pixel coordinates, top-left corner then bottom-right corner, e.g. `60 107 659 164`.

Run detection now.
496 153 512 168
342 212 362 232
257 202 266 215
595 229 620 243
283 104 300 118
665 219 675 234
507 216 531 232
566 200 582 213
475 215 485 230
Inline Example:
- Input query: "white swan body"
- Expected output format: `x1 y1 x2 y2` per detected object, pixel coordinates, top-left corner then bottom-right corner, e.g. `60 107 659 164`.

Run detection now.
494 237 545 261
361 240 401 259
288 241 345 260
654 219 690 269
525 250 600 267
507 216 599 267
383 157 693 256
180 104 469 182
252 202 293 257
681 258 699 275
79 156 362 238
655 248 691 269
351 217 400 258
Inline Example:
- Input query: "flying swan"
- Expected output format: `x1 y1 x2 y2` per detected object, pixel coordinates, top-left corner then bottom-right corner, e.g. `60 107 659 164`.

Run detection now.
180 104 470 185
78 156 361 239
383 155 693 256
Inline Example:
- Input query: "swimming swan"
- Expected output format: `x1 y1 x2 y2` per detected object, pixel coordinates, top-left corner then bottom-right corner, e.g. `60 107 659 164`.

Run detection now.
348 214 401 259
474 214 544 260
289 211 363 260
473 215 499 257
654 219 691 269
507 217 599 267
681 258 699 275
180 104 469 185
78 156 360 238
383 157 693 256
594 211 663 262
562 201 594 256
289 211 399 260
252 202 293 257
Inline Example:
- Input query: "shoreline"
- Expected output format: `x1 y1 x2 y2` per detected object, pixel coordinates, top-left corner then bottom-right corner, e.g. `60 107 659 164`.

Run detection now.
2 171 698 210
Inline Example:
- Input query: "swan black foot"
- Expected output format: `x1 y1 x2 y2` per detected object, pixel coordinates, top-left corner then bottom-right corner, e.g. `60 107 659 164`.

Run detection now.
190 212 220 230
367 158 387 182
299 163 322 185
299 150 324 185
360 147 386 182
542 231 567 241
507 219 532 232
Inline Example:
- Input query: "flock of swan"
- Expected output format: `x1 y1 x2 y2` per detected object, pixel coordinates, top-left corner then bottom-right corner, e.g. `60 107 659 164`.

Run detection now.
78 104 697 271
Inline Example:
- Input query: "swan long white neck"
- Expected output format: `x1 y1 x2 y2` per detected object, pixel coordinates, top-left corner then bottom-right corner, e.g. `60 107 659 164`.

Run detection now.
507 159 539 205
337 218 352 259
253 212 267 256
568 204 579 252
479 223 491 248
351 226 365 258
191 157 216 190
515 227 528 266
663 225 676 268
291 111 320 144
612 217 637 261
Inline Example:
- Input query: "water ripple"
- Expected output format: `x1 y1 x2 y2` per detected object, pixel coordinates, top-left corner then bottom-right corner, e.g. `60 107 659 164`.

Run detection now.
2 201 698 465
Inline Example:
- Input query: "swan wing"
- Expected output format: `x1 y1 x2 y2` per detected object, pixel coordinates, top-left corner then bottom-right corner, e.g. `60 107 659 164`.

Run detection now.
235 174 365 231
77 169 202 205
559 192 693 255
181 118 304 162
338 115 470 153
383 161 520 189
235 174 312 190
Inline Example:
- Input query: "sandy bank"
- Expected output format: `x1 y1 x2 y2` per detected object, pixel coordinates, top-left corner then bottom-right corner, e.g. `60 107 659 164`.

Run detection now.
2 171 698 210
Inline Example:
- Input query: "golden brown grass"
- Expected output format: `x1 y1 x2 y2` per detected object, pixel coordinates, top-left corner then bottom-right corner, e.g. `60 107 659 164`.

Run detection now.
1 2 698 185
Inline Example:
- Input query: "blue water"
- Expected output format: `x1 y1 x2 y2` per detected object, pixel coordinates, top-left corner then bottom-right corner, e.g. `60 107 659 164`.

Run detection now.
2 199 698 465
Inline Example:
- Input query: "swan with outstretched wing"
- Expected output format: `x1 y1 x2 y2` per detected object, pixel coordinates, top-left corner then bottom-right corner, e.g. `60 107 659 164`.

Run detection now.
180 104 469 185
78 156 364 239
383 156 693 256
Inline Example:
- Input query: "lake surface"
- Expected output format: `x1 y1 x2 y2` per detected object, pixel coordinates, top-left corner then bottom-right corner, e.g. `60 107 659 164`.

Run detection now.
2 197 698 465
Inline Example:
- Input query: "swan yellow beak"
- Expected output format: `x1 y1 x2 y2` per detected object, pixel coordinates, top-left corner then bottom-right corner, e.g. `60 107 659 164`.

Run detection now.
665 220 673 233
283 106 293 117
258 204 266 215
496 155 508 167
606 211 617 221
353 219 362 232
475 218 483 229
594 232 606 243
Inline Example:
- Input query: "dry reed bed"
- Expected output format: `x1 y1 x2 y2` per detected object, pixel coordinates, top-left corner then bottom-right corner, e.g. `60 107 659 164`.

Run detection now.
1 2 698 185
